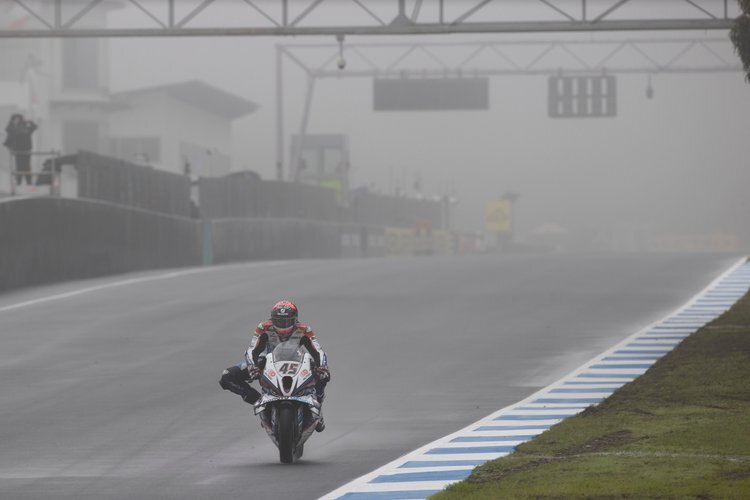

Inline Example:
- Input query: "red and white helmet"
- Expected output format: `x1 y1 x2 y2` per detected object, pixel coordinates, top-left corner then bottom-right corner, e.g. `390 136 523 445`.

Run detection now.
271 300 298 339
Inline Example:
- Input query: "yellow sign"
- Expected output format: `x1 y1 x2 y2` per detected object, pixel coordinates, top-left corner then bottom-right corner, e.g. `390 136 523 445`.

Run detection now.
320 178 344 204
485 200 512 232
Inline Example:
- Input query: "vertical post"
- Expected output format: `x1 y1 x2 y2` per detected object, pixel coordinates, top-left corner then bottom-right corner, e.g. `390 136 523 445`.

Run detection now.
290 75 316 181
275 45 284 180
398 0 406 17
51 152 60 196
440 197 447 231
8 151 16 197
169 0 175 27
439 0 444 24
202 219 214 266
582 0 587 21
282 0 288 26
54 0 62 28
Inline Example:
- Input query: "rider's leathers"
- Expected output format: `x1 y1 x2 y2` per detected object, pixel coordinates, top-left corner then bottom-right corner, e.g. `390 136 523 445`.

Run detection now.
220 321 328 402
246 320 328 376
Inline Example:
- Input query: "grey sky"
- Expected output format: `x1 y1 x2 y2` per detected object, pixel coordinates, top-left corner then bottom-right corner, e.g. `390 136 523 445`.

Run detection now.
53 0 735 239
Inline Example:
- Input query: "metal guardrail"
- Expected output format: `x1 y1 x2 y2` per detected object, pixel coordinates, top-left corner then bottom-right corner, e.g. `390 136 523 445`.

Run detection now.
7 150 63 197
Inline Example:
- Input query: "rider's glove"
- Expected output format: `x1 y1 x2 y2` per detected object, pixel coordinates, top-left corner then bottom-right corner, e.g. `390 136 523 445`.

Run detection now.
314 366 330 382
247 355 267 380
248 365 261 380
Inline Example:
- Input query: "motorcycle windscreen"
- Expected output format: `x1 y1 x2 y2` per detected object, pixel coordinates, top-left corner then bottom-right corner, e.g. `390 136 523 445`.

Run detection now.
272 340 305 362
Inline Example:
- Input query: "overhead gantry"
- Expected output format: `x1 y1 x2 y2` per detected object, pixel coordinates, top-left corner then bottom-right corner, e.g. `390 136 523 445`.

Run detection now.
0 0 739 38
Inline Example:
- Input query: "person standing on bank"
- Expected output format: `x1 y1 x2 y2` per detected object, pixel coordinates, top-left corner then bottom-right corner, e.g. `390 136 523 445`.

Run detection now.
4 114 37 186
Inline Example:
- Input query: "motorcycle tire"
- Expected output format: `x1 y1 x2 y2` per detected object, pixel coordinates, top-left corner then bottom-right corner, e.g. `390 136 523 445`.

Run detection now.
278 405 296 464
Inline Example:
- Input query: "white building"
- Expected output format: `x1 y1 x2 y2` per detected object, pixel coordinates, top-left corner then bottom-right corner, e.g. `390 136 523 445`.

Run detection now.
108 81 257 177
0 4 113 160
0 4 257 183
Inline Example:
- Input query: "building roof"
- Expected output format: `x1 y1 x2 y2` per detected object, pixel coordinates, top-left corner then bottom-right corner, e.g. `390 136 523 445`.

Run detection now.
114 80 258 119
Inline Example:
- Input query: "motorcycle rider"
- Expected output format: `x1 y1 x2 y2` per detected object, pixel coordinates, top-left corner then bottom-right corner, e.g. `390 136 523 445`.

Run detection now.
219 300 330 432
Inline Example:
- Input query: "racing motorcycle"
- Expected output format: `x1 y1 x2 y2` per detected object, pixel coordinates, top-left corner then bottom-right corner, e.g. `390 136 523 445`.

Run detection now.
253 340 322 464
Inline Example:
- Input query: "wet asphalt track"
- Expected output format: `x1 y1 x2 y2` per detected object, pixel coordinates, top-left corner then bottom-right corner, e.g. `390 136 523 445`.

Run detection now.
0 253 737 499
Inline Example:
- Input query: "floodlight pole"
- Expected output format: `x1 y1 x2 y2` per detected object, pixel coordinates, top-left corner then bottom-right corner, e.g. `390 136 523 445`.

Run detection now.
275 44 284 180
289 76 316 182
276 45 317 182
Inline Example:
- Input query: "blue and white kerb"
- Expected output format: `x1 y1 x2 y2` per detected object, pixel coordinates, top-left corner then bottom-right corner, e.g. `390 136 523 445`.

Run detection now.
321 258 750 500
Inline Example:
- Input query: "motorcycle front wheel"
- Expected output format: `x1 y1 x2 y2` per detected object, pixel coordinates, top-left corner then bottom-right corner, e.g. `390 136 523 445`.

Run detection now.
277 405 296 464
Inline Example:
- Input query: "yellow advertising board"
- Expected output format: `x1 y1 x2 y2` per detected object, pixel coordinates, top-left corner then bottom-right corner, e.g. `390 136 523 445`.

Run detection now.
485 200 512 232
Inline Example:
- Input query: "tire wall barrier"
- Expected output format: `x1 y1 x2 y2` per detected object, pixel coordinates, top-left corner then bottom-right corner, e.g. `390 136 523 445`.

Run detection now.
0 197 201 292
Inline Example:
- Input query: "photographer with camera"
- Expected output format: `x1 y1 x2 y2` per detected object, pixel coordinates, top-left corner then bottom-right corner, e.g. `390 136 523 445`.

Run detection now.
4 113 38 186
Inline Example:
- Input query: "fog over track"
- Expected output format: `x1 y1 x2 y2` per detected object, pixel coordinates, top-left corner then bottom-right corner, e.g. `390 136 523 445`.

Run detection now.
0 254 736 499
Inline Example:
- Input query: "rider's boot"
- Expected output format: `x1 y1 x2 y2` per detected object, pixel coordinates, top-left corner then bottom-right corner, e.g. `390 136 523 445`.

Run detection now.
315 392 325 432
242 388 260 405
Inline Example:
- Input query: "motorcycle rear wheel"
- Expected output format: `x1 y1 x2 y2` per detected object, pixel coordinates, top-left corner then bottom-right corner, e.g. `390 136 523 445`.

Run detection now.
278 406 296 464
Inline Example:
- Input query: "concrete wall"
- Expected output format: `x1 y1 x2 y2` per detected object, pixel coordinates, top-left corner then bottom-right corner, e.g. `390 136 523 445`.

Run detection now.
0 195 455 293
0 198 396 293
0 197 200 293
210 218 344 263
210 220 387 263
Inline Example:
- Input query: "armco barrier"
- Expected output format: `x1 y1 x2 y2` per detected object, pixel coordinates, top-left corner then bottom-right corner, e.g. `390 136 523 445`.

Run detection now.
0 197 200 292
77 150 191 218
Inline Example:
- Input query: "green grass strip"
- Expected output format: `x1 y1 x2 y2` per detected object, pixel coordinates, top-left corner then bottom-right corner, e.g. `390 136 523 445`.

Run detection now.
435 289 750 499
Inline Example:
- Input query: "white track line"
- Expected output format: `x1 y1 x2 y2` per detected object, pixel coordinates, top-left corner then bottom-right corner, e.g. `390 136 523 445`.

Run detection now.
0 262 281 314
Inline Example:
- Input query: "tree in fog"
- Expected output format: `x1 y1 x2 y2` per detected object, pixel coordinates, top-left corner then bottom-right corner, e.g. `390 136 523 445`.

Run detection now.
731 0 750 81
